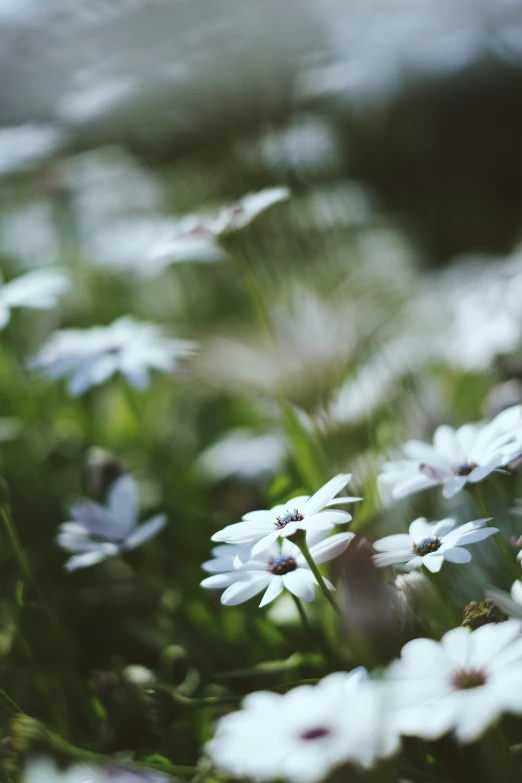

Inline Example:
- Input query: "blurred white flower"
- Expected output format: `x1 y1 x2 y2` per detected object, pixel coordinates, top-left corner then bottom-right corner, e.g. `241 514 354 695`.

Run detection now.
201 529 353 607
197 429 287 481
57 474 167 571
201 289 369 405
207 669 400 781
29 317 195 396
211 473 359 561
23 757 100 783
146 186 290 269
391 570 435 619
23 756 173 782
379 405 522 499
88 217 224 275
373 517 498 573
387 620 522 743
235 117 341 175
0 200 60 268
0 268 68 329
487 579 522 619
0 124 67 177
84 187 288 274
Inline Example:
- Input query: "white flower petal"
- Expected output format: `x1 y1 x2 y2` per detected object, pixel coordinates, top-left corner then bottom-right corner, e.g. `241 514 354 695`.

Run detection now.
431 518 456 538
441 626 472 668
108 474 139 535
308 532 354 564
408 518 432 542
201 573 240 589
282 570 317 602
122 514 166 550
470 619 522 669
373 534 412 552
442 476 468 498
441 547 472 564
423 553 444 573
259 578 284 607
434 425 464 462
304 474 350 516
221 574 272 605
65 548 116 571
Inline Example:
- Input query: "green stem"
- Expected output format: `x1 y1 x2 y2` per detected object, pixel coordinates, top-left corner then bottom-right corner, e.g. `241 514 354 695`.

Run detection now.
290 593 333 663
0 688 20 715
430 571 459 628
470 485 519 579
44 725 198 777
289 592 310 631
280 403 326 493
291 530 343 618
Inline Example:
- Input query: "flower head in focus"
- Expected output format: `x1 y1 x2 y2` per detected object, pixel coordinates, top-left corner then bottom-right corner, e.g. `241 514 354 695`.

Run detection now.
373 517 498 573
201 528 354 607
29 316 195 396
0 268 68 329
57 475 166 571
387 620 522 742
211 474 359 562
207 669 400 782
379 405 522 500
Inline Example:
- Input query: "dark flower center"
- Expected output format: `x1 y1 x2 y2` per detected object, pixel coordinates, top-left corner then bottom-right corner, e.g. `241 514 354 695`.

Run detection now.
413 536 441 556
454 462 477 477
275 509 304 529
268 556 297 575
453 670 487 690
299 726 331 742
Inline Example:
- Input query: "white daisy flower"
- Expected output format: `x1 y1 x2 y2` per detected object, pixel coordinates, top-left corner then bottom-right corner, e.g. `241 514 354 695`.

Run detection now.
0 124 67 177
23 756 173 782
211 474 360 561
487 579 522 619
0 268 68 329
201 529 354 607
379 406 522 500
207 669 400 782
197 429 287 481
373 517 498 573
29 316 195 396
387 620 522 743
57 475 166 571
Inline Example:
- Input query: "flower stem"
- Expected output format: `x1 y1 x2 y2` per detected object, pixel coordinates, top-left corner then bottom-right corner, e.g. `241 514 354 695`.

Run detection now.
290 529 343 619
429 571 459 628
0 688 20 715
470 484 519 578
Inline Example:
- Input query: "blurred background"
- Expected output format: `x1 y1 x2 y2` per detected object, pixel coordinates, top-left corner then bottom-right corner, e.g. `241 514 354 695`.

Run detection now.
3 0 522 774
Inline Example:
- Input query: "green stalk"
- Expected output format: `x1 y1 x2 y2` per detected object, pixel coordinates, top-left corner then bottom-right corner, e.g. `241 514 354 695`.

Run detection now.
0 688 20 715
429 571 459 628
470 485 519 579
290 529 343 618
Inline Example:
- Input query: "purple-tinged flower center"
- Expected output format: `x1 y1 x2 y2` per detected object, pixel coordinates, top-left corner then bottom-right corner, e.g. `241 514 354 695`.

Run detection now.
413 536 441 556
453 670 486 690
299 726 331 742
454 462 477 477
268 556 297 575
275 509 304 530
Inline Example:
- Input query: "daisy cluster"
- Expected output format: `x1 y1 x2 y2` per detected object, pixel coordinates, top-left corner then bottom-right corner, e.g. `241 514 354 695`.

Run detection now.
201 402 522 781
